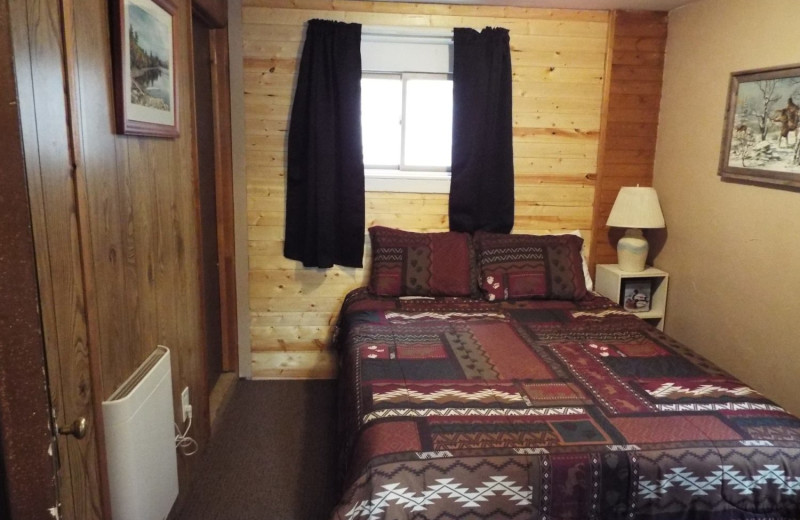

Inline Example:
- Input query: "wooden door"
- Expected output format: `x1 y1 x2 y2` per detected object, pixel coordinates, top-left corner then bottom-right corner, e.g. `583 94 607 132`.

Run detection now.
0 2 59 517
8 0 106 518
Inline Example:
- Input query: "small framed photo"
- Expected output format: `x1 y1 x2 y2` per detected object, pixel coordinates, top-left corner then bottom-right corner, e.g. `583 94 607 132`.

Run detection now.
112 0 179 137
621 279 651 313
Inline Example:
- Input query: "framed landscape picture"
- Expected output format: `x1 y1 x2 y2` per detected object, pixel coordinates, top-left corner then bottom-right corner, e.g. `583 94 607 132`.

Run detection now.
112 0 179 137
719 64 800 189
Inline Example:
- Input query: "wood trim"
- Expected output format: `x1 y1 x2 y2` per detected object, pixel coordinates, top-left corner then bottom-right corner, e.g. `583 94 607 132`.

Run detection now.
210 27 239 373
227 0 252 378
191 7 238 378
188 3 212 444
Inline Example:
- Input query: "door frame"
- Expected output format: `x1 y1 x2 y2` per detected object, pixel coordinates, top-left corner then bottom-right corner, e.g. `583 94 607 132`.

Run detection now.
190 1 239 376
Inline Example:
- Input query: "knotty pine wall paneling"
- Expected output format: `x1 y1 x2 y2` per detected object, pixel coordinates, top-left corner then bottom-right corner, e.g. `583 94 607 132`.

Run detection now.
242 0 610 378
590 10 668 271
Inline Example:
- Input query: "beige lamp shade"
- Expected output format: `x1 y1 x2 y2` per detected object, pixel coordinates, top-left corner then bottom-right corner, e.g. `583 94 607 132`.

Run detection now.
606 187 665 272
606 187 665 229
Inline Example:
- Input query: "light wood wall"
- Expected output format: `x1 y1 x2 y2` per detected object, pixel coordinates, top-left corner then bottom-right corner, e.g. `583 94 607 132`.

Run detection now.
243 0 611 378
590 10 668 269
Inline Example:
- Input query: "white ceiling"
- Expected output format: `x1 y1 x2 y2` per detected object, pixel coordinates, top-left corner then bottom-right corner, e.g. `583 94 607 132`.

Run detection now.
376 0 700 11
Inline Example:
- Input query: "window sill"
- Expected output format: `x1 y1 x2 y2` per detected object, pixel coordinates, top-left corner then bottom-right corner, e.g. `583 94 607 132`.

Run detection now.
364 170 450 194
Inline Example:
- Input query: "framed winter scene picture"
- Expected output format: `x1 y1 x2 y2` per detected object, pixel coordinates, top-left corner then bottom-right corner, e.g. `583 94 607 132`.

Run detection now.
719 64 800 189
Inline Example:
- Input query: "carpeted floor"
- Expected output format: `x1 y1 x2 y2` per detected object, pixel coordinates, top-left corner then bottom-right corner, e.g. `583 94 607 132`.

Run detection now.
175 380 339 520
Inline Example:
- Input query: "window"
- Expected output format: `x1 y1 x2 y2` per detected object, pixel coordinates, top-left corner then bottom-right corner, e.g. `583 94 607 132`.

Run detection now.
360 28 453 193
361 74 452 170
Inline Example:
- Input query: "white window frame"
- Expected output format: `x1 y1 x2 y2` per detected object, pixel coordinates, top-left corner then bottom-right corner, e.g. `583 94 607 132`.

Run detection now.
361 26 454 193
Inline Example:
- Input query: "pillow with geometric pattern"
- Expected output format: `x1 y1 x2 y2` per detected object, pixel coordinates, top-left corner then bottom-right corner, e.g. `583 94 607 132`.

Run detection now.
474 231 587 301
368 226 477 297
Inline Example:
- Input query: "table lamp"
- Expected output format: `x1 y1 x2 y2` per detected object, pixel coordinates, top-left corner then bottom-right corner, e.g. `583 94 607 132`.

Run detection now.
606 186 665 272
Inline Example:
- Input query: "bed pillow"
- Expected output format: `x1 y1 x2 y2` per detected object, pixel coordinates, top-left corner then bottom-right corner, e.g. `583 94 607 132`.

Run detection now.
368 226 477 297
474 231 587 301
566 230 594 292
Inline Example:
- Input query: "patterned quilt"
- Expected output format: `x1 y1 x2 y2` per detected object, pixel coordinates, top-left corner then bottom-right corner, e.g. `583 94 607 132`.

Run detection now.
329 288 800 520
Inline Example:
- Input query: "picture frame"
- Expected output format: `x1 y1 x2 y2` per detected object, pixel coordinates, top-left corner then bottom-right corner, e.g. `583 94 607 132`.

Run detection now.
112 0 179 138
620 279 651 313
719 64 800 189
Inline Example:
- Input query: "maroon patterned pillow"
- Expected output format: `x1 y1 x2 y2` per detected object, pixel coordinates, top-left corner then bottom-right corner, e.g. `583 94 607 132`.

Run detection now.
368 227 477 297
474 231 587 301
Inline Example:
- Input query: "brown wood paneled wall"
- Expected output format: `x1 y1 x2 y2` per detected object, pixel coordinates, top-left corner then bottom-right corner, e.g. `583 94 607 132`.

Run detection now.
590 10 668 271
242 0 610 378
65 0 210 502
10 0 212 514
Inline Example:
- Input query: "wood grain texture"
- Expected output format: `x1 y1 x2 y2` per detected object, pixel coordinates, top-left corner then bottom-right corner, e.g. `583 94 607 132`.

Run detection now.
10 0 106 516
241 0 608 378
589 10 667 273
13 0 213 513
0 1 60 517
209 27 240 373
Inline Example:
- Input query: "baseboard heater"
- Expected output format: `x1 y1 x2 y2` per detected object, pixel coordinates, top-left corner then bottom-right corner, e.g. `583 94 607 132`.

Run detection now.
102 345 179 520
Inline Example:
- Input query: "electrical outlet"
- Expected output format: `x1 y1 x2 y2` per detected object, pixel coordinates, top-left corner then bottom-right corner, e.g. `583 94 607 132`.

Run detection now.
181 387 190 422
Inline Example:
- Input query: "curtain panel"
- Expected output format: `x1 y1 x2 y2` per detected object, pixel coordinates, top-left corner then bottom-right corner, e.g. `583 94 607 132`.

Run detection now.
284 19 365 268
449 27 514 234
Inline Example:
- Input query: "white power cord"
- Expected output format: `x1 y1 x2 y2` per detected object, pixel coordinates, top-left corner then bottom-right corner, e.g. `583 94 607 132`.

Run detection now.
174 405 198 456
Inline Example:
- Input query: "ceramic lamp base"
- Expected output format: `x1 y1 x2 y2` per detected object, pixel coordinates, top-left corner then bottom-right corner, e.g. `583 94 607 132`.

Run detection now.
617 228 648 272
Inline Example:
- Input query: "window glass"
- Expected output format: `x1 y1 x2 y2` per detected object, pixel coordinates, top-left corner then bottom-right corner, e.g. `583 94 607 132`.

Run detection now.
403 78 453 168
360 31 453 192
361 74 452 171
361 77 402 167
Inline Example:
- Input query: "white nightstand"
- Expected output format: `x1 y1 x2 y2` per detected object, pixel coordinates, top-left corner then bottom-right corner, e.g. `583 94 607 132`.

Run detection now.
595 264 669 331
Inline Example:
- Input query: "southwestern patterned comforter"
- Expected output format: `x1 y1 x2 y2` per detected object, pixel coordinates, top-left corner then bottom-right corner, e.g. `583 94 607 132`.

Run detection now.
330 288 800 520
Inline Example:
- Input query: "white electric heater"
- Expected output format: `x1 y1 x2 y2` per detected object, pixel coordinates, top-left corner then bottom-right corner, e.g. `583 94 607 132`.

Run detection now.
102 345 179 520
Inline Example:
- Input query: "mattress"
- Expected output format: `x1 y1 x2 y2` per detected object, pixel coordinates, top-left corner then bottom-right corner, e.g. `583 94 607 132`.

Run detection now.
329 288 800 520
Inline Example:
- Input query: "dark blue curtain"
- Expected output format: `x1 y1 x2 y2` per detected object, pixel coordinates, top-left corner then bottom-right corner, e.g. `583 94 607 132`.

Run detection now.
284 19 365 268
449 27 514 234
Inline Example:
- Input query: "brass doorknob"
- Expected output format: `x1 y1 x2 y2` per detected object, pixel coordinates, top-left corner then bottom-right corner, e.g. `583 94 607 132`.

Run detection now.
58 417 87 439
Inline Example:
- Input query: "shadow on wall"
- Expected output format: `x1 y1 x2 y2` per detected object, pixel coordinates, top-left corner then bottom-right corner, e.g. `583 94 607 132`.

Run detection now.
646 227 668 265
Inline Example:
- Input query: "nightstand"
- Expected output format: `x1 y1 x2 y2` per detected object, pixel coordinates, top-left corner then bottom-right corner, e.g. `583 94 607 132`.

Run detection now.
595 264 669 331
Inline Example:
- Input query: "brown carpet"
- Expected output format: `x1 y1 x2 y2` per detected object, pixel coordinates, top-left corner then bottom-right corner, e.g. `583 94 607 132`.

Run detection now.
175 380 339 520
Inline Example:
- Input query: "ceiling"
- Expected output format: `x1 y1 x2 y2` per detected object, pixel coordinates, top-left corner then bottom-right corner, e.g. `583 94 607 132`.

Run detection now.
377 0 701 11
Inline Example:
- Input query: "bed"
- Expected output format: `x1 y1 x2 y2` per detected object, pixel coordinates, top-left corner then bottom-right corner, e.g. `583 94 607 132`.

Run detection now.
329 227 800 520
